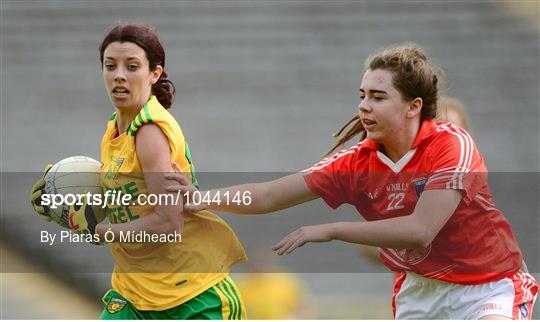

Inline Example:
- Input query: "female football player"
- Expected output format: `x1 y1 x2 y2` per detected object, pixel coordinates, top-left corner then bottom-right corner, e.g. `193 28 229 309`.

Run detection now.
31 24 247 319
359 95 472 264
166 44 538 319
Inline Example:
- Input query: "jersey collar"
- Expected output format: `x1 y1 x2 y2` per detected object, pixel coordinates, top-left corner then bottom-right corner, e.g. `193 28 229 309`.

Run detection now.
363 119 437 150
411 119 437 148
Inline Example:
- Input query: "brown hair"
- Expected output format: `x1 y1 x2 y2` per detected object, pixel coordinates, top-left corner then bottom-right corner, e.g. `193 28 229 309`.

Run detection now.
327 44 442 155
99 23 175 109
436 96 470 131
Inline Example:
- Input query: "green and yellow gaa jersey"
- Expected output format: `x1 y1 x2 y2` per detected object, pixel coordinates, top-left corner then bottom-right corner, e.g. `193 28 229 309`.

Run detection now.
100 96 247 311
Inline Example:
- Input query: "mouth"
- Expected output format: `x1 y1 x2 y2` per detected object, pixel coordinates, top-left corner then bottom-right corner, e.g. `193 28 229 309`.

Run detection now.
111 86 130 99
362 118 377 130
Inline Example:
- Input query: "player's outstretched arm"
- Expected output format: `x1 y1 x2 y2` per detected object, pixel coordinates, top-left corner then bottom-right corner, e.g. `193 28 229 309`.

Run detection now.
273 189 462 255
166 172 319 215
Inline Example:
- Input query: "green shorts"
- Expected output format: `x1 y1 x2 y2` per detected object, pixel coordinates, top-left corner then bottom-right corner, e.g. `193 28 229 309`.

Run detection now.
99 276 246 320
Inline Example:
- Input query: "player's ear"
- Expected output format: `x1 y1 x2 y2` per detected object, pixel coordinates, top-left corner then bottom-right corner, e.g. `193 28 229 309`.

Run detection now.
150 65 163 85
406 97 423 118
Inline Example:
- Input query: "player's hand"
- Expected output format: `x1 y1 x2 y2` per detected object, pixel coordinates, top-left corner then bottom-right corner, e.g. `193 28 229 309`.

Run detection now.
272 224 334 255
67 199 100 239
165 163 203 212
30 164 53 222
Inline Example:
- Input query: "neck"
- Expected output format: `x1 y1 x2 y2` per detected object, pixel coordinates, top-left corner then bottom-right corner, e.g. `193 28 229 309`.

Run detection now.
381 119 421 162
116 105 143 135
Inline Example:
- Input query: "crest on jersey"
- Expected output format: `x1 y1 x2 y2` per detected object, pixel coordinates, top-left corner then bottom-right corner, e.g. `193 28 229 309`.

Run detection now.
397 244 432 265
105 157 124 180
412 178 428 198
519 303 529 319
107 298 127 314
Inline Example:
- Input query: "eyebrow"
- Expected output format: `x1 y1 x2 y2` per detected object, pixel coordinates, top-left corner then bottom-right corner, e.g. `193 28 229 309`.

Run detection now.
359 89 388 94
104 56 142 62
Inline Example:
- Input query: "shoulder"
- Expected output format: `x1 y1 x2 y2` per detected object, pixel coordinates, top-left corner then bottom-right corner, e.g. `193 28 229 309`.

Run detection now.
145 99 185 141
135 123 170 150
425 122 482 171
432 122 474 143
427 122 476 153
135 124 170 155
130 98 185 149
136 122 166 137
135 123 171 170
146 97 179 125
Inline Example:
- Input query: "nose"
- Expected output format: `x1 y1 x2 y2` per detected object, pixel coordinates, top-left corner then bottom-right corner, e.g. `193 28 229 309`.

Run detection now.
358 100 371 115
113 67 126 83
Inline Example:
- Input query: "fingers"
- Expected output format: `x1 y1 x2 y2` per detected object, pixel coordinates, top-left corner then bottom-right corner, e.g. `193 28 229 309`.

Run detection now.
40 164 53 179
273 237 302 256
288 239 307 253
184 203 205 213
31 179 45 194
30 178 50 218
43 164 53 174
172 162 182 173
165 184 189 192
165 172 191 186
33 204 45 214
272 229 304 256
272 236 290 252
271 239 287 255
31 188 43 202
30 178 45 209
84 203 98 234
31 164 50 208
32 199 51 221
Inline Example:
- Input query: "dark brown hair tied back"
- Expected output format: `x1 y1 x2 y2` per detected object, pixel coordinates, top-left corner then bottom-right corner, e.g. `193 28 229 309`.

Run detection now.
99 23 176 109
152 70 175 110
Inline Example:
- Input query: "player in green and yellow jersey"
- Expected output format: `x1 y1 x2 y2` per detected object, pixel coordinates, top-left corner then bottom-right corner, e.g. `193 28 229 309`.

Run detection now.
30 23 247 319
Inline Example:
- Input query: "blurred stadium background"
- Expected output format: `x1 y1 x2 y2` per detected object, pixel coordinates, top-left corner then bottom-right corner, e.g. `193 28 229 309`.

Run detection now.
1 0 539 319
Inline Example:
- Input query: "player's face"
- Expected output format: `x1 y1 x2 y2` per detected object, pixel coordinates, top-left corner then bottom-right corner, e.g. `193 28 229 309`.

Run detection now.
102 41 162 111
358 69 411 144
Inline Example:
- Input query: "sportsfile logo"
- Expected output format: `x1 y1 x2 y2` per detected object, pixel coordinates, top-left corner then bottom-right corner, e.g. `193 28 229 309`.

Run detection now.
40 190 182 209
41 190 254 209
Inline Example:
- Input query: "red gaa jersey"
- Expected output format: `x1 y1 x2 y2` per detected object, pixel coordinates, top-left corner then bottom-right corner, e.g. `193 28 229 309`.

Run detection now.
303 120 523 284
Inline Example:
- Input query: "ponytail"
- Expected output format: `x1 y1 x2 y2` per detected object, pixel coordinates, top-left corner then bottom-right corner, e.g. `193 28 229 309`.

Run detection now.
152 70 175 109
326 115 366 156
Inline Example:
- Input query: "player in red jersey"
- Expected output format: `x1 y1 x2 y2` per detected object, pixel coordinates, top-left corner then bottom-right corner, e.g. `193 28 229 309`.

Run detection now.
166 44 537 319
358 95 473 265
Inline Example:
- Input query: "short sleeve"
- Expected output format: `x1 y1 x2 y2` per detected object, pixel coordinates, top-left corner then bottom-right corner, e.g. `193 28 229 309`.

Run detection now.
424 125 486 204
302 147 359 209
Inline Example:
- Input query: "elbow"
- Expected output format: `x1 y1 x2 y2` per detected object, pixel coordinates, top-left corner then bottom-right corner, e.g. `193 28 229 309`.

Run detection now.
166 215 184 236
407 225 434 249
154 210 183 236
158 219 182 240
412 236 433 250
165 220 183 236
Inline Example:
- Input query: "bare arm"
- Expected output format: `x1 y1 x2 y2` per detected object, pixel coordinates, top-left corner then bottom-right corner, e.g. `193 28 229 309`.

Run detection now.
96 124 182 242
273 189 462 254
166 172 318 215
